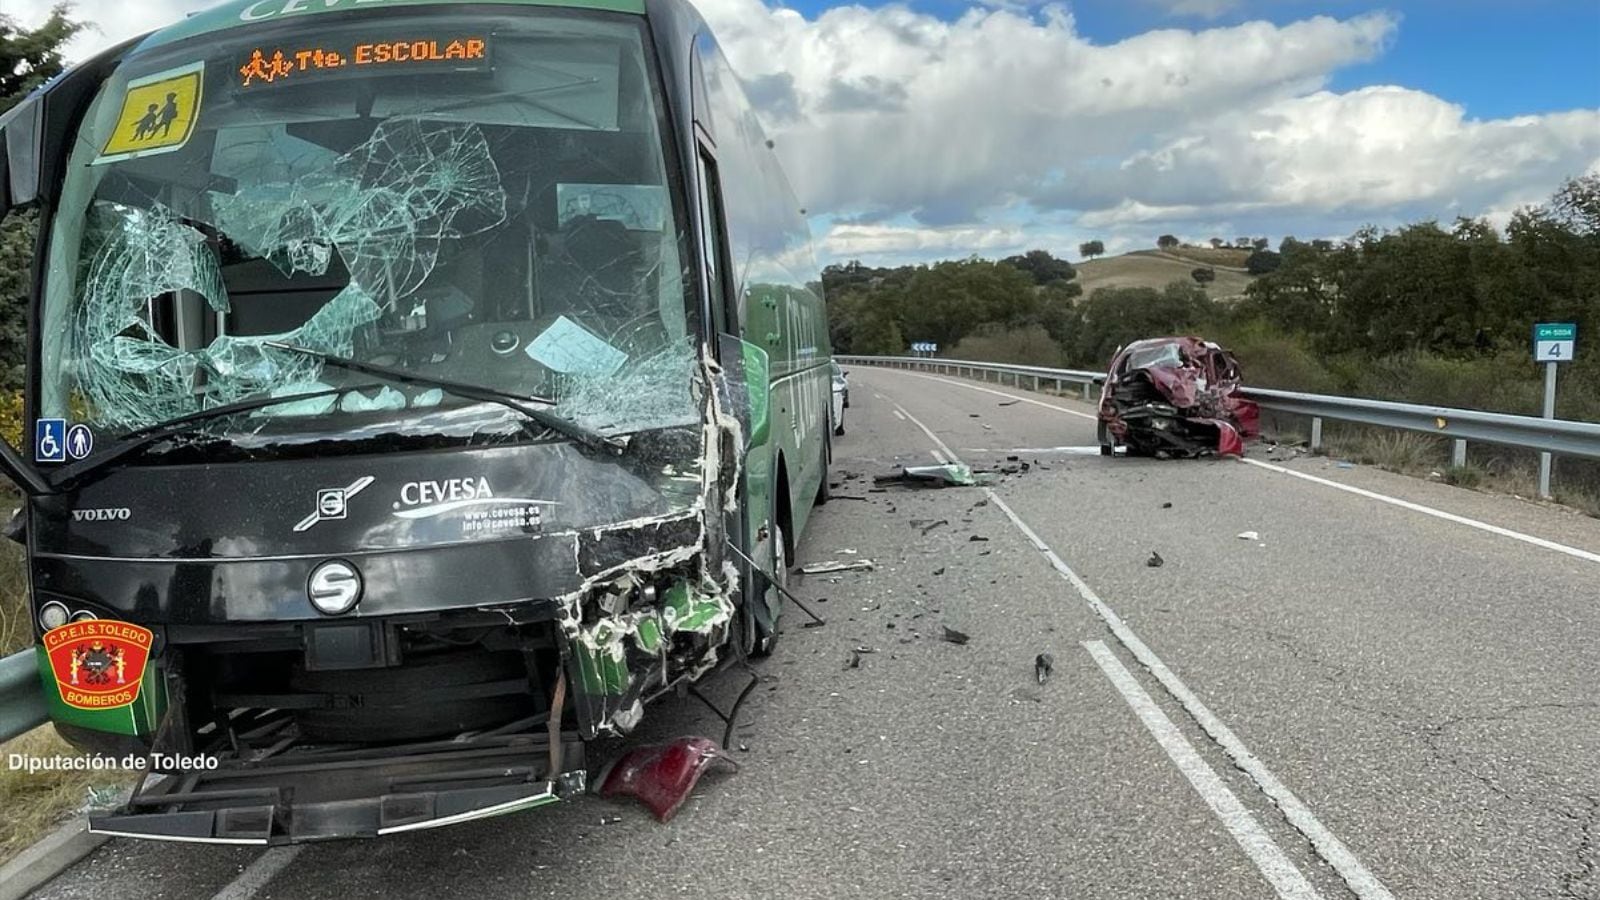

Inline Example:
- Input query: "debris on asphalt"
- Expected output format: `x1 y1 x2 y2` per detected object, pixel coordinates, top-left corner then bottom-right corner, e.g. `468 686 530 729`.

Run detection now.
839 548 859 555
1337 461 1356 469
998 400 1019 407
874 463 996 489
969 413 980 418
968 535 989 542
940 626 971 645
800 559 876 575
1146 551 1165 568
845 646 877 669
596 736 739 823
1035 653 1054 684
912 518 949 535
1161 502 1173 509
932 567 946 576
1236 531 1259 541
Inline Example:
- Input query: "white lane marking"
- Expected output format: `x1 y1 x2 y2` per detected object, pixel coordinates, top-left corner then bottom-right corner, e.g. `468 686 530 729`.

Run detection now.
892 402 960 460
1084 641 1323 900
892 409 907 421
873 367 1099 420
1242 458 1600 566
884 396 1396 900
930 449 949 464
986 490 1396 900
212 847 304 900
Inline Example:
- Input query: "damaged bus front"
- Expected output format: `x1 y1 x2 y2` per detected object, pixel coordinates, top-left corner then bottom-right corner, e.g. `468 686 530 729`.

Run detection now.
0 0 833 843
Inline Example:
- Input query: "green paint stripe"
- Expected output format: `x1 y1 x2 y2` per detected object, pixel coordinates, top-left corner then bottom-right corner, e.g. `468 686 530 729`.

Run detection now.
138 0 645 52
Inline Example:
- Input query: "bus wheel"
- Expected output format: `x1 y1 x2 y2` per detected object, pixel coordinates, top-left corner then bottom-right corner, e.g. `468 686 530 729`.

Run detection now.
816 419 832 505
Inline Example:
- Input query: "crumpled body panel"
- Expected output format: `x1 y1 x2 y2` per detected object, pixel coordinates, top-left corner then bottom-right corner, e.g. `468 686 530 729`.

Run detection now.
1098 336 1260 458
596 736 739 822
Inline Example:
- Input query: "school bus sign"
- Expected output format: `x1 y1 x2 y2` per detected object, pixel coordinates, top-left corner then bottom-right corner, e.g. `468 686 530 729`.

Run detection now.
98 62 204 163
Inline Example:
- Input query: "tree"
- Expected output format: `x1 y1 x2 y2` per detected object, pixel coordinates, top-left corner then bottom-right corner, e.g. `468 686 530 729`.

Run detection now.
1234 237 1252 249
1550 173 1600 236
1078 240 1105 260
1066 282 1213 366
1 5 87 113
1252 237 1270 251
1245 249 1281 275
1156 234 1180 250
1191 267 1216 285
1001 249 1077 286
1 6 86 392
1209 237 1225 249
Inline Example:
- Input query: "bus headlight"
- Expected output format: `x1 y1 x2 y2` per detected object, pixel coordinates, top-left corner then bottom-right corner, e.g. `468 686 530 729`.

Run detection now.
39 601 70 631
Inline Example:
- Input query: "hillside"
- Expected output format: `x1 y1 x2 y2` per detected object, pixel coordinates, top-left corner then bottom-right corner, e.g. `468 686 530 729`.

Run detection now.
1074 249 1255 300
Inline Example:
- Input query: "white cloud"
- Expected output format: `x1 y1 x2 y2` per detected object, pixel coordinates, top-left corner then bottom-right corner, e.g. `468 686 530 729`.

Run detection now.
13 0 1600 266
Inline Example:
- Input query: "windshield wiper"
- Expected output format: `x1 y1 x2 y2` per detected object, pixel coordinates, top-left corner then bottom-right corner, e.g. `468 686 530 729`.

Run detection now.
49 382 390 492
264 342 626 456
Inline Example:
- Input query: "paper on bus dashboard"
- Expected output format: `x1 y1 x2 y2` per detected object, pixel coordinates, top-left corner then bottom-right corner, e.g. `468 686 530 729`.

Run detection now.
528 315 627 376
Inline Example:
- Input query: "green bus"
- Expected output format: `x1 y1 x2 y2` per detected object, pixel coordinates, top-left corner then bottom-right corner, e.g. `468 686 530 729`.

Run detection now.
0 0 834 842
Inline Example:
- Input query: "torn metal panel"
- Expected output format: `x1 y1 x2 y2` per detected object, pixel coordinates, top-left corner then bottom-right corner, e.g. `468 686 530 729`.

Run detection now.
1098 336 1261 458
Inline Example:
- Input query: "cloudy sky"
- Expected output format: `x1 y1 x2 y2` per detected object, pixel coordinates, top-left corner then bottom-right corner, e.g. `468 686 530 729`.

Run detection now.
11 0 1600 265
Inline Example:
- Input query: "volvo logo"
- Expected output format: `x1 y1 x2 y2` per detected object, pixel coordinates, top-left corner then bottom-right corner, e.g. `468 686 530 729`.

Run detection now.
307 559 363 615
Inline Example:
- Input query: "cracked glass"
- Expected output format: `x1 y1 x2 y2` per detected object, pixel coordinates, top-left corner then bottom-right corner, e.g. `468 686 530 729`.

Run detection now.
39 11 698 451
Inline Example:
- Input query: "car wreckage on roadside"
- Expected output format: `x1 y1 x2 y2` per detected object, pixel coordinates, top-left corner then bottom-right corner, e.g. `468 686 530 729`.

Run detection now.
1097 337 1261 458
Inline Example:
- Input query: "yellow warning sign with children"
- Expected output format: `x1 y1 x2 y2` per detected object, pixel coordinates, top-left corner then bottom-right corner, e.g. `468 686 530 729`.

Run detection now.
97 62 204 163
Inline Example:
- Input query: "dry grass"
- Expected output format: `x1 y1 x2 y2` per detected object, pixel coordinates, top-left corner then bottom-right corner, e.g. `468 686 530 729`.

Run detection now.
1076 251 1256 300
1148 246 1253 269
0 727 134 863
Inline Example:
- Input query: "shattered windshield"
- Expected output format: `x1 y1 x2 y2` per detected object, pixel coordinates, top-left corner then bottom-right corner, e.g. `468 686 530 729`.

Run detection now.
39 11 698 449
1123 343 1185 372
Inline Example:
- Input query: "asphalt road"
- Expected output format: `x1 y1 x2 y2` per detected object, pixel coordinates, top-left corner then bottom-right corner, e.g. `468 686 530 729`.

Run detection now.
29 366 1600 900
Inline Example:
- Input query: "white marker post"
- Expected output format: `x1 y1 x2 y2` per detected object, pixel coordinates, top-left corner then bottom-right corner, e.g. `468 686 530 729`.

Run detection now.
1533 323 1576 499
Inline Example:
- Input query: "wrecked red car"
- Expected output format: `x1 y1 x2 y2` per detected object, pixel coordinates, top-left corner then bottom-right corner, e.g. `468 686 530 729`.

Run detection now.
1097 337 1260 458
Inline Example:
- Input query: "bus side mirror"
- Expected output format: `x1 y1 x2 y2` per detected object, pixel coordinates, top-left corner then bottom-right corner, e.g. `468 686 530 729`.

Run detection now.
715 335 771 451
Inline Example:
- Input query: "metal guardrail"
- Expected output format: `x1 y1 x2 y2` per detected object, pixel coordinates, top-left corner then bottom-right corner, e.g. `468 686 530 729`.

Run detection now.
1 648 46 743
838 355 1600 466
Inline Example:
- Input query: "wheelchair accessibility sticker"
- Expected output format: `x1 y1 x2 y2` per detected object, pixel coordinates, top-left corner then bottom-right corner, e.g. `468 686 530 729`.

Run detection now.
36 418 66 463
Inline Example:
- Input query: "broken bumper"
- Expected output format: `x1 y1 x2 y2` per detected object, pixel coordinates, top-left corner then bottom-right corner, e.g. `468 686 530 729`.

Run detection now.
90 730 588 845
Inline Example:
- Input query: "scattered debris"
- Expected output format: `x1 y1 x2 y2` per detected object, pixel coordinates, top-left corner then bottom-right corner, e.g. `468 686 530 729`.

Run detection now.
1235 531 1259 541
1336 461 1356 469
998 400 1019 407
914 518 950 535
1146 551 1165 568
932 567 946 576
968 413 980 418
800 559 876 575
596 736 738 823
968 535 989 542
1035 653 1054 684
846 646 877 668
874 463 995 489
1161 502 1172 509
940 626 970 646
839 548 859 555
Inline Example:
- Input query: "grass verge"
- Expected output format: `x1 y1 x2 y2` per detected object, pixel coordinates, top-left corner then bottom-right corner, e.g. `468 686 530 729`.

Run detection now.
1 727 133 864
